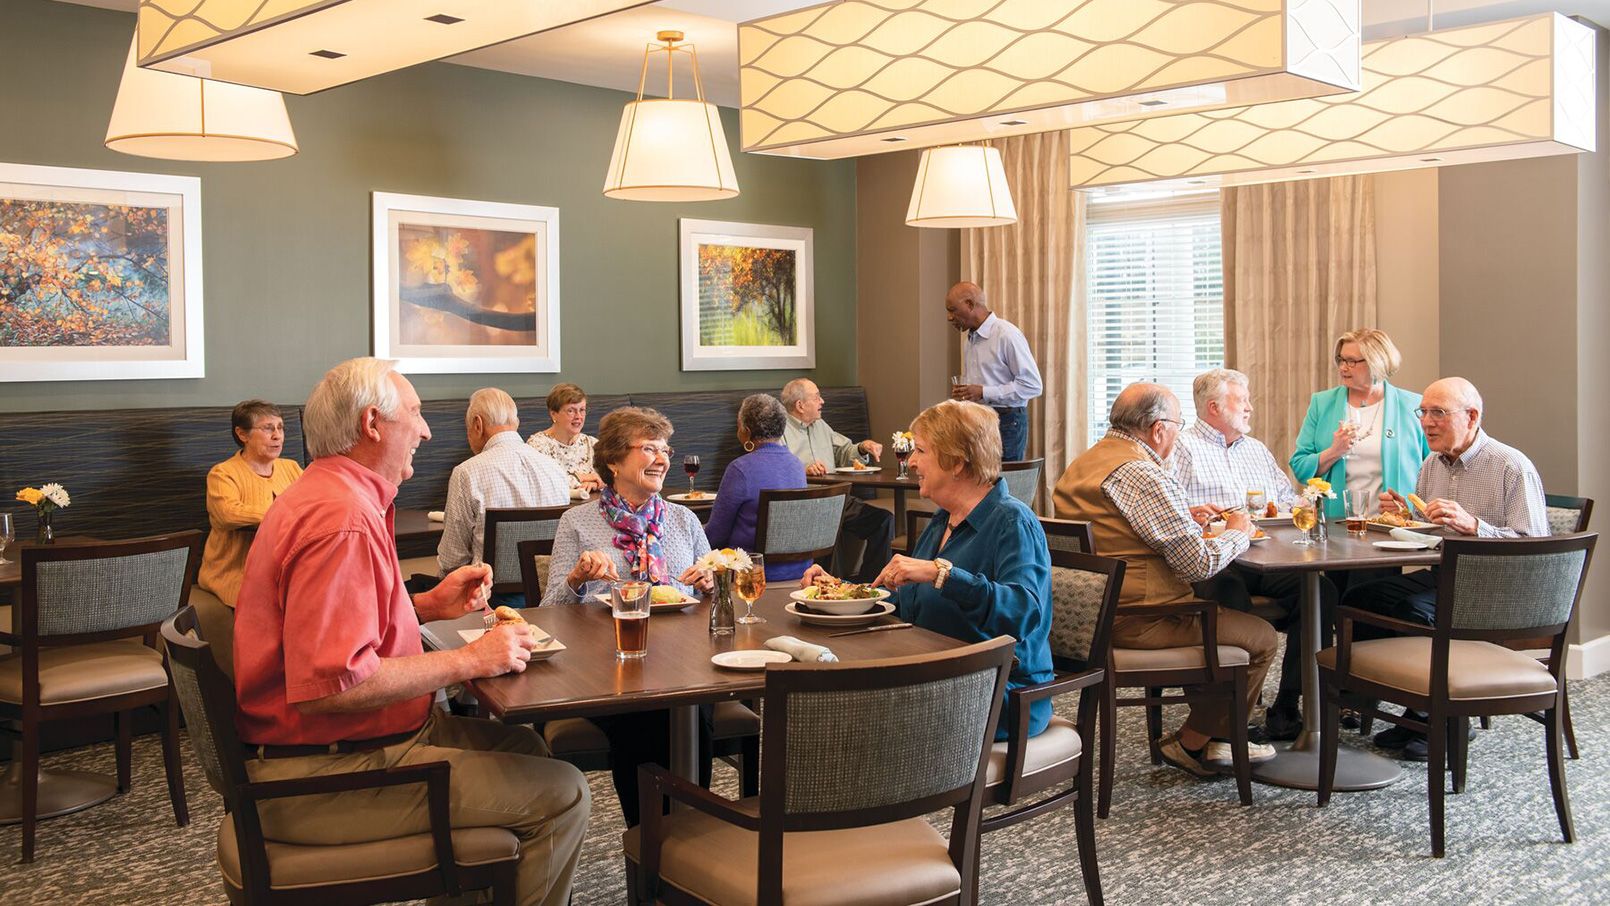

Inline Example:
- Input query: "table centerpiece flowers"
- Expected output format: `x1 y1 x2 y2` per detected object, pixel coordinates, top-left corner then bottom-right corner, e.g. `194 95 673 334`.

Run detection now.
1293 478 1336 545
695 547 754 636
16 483 70 544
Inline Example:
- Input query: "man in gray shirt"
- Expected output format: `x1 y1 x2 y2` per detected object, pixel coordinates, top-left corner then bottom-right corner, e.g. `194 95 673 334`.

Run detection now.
780 378 893 582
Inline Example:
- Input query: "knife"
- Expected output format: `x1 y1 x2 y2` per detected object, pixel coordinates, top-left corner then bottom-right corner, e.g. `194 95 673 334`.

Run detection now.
829 622 914 638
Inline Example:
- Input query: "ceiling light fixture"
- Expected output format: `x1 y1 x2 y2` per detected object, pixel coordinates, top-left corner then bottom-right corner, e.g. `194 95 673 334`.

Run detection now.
106 35 297 161
134 0 654 94
739 0 1361 160
602 30 739 202
906 145 1016 229
1066 13 1596 189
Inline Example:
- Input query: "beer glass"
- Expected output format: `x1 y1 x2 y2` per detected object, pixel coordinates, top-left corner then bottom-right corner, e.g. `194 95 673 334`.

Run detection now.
612 580 651 659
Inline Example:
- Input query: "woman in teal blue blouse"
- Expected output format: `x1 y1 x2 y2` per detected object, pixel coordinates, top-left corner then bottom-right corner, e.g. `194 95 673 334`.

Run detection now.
800 400 1054 737
1291 328 1429 519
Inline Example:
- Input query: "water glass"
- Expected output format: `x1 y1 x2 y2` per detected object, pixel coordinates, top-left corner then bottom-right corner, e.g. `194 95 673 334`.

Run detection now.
611 580 651 659
0 512 12 564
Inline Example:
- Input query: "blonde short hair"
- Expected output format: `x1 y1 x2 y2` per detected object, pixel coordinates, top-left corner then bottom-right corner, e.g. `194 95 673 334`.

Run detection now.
910 400 1002 487
593 407 673 487
304 357 400 459
1335 328 1403 383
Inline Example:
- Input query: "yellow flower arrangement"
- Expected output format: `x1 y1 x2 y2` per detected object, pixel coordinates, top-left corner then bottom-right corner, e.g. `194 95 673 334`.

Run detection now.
1305 478 1332 493
16 488 43 506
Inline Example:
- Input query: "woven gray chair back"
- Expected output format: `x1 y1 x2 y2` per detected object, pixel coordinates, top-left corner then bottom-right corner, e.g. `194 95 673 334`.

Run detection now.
1547 506 1583 536
36 547 189 637
782 666 997 814
1001 464 1042 508
1045 530 1090 554
490 519 559 589
161 611 240 802
1048 565 1106 662
1450 549 1589 632
761 495 846 558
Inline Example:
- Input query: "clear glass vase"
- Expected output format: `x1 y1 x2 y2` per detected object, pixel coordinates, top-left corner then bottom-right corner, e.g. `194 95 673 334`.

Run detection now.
36 509 53 545
708 570 735 636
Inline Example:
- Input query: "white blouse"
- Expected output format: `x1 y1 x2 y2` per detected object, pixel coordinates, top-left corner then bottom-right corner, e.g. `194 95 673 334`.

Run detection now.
526 430 598 488
1343 401 1384 507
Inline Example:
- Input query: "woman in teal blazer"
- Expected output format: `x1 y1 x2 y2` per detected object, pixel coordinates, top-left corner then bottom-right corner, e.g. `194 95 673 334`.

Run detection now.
1290 329 1429 519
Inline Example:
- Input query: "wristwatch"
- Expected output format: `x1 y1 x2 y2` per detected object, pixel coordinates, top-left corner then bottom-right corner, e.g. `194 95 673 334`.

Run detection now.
932 558 953 590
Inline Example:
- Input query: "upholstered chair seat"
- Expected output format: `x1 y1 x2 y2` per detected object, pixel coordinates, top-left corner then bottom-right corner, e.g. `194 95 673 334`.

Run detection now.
218 818 518 893
985 715 1082 788
1318 639 1556 700
0 640 166 705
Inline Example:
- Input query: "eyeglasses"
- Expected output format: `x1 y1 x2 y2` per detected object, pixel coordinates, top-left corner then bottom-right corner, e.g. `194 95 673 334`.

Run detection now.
638 443 674 459
250 424 286 435
1334 356 1368 367
1414 407 1463 421
1155 417 1186 429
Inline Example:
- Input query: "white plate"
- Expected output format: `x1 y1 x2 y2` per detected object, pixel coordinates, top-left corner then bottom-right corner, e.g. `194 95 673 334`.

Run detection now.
785 600 895 627
1366 519 1436 532
711 650 793 671
1251 512 1291 522
1247 534 1270 543
833 465 879 474
1373 540 1431 551
458 629 566 660
592 591 699 614
788 586 892 614
666 491 714 503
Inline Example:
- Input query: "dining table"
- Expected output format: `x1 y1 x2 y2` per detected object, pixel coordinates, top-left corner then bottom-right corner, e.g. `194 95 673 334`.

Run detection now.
1233 519 1443 791
422 586 961 783
807 465 920 534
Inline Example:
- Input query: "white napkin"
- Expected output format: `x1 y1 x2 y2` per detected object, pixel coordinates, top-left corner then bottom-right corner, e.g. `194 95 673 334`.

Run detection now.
1390 527 1443 549
427 510 445 522
571 486 590 501
764 635 838 663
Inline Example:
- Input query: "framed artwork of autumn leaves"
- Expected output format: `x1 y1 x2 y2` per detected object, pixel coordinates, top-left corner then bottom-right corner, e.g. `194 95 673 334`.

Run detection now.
0 162 204 381
372 192 561 374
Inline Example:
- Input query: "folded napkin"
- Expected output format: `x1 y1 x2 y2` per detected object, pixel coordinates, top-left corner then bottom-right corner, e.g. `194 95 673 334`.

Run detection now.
427 510 446 522
764 635 838 663
571 486 590 501
1389 527 1443 549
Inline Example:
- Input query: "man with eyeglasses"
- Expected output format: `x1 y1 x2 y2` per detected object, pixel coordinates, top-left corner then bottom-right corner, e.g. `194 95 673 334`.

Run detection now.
1343 376 1549 760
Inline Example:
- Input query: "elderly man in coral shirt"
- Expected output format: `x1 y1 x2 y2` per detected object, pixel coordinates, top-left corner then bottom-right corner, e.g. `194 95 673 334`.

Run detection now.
233 357 590 906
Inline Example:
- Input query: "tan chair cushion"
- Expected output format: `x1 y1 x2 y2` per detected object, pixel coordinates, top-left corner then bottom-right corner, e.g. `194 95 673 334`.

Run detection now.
1318 637 1558 700
712 701 760 739
0 640 166 705
217 814 518 891
986 715 1082 787
544 717 610 755
623 806 959 906
1113 645 1249 672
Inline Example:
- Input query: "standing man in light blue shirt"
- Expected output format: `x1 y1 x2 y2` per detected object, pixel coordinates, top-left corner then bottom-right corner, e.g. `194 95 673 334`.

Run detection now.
945 281 1043 460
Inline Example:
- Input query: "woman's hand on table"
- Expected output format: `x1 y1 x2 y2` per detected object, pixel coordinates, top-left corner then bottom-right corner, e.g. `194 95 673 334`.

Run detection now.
577 473 604 492
679 565 715 594
567 550 619 592
415 563 492 622
873 555 939 589
464 621 538 677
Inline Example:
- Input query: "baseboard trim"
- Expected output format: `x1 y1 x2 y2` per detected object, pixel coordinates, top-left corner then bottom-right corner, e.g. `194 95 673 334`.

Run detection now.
1568 633 1610 680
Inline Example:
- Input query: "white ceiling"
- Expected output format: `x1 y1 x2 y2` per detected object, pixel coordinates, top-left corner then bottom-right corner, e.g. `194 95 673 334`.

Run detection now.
55 0 1610 107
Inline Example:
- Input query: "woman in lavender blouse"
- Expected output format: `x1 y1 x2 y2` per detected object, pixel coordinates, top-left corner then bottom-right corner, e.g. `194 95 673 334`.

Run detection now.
704 394 809 582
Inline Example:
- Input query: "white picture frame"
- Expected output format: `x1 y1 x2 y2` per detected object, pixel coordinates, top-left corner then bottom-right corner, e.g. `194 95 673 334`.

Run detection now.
372 191 561 374
0 162 203 382
679 218 814 372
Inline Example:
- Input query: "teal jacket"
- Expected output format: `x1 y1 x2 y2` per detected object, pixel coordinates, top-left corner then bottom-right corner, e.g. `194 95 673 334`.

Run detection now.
1290 383 1429 518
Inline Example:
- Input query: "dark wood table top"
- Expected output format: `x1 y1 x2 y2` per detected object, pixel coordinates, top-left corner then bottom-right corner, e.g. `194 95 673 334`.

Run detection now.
1235 522 1445 573
428 587 959 723
395 492 714 543
0 536 99 588
807 466 919 491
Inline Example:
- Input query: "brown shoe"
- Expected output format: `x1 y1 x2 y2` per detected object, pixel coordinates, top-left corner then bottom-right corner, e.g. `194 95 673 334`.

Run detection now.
1157 732 1218 778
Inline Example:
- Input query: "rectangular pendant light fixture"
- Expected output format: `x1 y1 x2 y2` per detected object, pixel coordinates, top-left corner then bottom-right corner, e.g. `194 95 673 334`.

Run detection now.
1067 13 1597 190
738 0 1361 160
136 0 654 94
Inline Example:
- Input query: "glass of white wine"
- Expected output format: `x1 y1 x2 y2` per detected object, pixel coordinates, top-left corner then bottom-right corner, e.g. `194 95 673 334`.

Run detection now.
735 554 766 625
0 512 13 565
1291 504 1317 547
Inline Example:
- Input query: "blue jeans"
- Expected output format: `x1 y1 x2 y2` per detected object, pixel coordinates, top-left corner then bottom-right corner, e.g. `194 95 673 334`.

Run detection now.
995 406 1028 461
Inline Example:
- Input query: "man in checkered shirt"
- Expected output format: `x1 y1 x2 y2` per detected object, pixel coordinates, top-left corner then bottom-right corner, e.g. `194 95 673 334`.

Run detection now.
1173 368 1336 741
1344 376 1549 760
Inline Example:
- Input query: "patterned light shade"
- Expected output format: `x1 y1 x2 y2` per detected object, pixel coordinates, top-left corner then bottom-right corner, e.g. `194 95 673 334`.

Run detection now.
603 32 739 202
739 0 1361 160
135 0 653 94
107 36 297 161
1068 13 1597 190
906 145 1017 228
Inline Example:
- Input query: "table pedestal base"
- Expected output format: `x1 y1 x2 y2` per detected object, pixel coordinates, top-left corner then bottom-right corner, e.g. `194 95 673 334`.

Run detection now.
0 762 117 824
1252 739 1402 791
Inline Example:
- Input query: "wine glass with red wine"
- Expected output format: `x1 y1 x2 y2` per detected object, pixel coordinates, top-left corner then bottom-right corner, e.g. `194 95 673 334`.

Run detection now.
682 454 701 496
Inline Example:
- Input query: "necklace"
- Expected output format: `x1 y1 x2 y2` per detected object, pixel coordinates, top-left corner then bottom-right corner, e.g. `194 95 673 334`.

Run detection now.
1348 402 1382 442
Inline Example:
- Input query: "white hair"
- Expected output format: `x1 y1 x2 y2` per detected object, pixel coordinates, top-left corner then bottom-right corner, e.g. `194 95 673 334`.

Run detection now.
1193 368 1249 414
466 387 519 429
780 378 815 412
304 357 402 459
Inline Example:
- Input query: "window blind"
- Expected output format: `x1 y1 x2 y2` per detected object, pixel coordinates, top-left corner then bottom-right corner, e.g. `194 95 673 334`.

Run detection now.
1084 192 1225 447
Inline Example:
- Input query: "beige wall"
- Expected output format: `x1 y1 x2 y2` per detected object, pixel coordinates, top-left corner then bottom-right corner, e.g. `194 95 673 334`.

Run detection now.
1572 24 1610 644
1373 170 1439 392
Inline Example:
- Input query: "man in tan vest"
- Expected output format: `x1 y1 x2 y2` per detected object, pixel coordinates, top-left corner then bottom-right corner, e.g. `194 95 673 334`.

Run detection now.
1053 383 1278 777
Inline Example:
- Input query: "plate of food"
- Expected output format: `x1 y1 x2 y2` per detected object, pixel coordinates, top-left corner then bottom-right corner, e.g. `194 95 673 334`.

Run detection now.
1366 511 1436 532
834 462 878 473
1248 530 1270 542
471 607 566 659
1251 510 1292 522
789 580 892 614
666 490 713 502
784 599 895 627
592 585 700 614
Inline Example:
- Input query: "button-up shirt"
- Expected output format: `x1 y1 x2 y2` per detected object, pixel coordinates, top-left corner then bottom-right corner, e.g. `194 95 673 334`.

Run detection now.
963 313 1043 408
1102 430 1248 583
1417 430 1548 538
783 414 863 469
437 431 570 575
1172 421 1303 511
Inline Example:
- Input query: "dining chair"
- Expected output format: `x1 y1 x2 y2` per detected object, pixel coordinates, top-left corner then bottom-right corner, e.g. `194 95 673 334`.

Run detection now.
752 482 850 575
483 505 569 598
1000 458 1045 511
0 531 201 862
624 636 1015 906
897 508 938 556
161 606 519 905
1317 533 1597 857
979 547 1124 905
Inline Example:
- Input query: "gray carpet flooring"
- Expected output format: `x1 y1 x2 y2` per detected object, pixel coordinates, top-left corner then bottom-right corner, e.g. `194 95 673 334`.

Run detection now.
2 673 1606 905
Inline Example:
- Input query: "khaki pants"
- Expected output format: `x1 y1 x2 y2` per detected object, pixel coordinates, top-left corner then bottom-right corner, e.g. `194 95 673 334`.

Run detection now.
247 710 591 906
189 586 236 678
1112 607 1278 739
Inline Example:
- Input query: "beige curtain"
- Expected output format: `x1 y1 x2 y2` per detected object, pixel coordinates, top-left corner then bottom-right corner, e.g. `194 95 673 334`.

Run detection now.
1222 176 1376 477
961 130 1085 511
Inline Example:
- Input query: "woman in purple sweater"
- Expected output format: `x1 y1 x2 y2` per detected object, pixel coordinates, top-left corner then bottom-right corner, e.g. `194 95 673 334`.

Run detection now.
704 394 809 582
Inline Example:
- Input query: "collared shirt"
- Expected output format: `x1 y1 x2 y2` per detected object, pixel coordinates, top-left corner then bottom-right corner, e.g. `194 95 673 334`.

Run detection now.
1172 420 1303 511
963 313 1043 408
234 455 429 745
783 414 862 469
437 431 571 575
526 430 598 489
703 442 810 582
541 497 711 605
1100 430 1248 583
1417 430 1549 538
901 480 1055 737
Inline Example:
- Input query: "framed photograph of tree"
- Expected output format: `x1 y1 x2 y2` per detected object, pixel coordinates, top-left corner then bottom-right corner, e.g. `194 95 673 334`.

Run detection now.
679 219 814 371
0 162 203 382
372 192 560 373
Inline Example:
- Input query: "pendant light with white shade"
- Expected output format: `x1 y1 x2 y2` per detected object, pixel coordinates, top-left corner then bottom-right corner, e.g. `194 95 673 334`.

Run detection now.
602 31 739 202
906 145 1017 228
106 36 297 161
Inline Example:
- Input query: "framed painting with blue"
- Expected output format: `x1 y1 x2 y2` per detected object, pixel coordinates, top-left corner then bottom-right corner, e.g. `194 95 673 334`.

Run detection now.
679 218 814 371
372 192 561 374
0 162 204 382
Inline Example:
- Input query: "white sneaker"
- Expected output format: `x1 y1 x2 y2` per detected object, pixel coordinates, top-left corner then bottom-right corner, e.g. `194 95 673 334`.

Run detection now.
1203 739 1277 767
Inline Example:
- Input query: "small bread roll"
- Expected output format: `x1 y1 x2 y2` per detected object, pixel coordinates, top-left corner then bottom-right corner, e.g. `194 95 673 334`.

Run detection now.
493 605 526 624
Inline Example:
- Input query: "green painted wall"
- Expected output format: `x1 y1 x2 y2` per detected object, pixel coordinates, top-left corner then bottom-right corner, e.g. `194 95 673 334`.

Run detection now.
0 0 857 412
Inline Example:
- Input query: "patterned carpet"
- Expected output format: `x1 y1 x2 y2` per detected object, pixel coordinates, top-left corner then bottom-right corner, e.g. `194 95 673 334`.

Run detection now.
2 672 1606 905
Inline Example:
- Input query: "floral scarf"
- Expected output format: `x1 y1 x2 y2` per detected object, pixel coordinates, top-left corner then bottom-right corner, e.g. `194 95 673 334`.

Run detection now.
599 486 668 583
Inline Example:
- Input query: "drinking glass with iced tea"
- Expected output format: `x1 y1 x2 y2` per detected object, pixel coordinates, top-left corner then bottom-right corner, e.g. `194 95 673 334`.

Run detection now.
612 580 650 659
1343 489 1370 537
736 554 766 625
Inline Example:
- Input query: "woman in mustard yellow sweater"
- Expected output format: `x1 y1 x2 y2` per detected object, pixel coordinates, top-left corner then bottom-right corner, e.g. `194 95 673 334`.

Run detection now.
198 400 303 607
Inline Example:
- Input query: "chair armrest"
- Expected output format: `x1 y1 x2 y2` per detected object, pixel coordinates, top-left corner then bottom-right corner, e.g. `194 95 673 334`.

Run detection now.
1113 600 1213 619
637 763 759 831
1007 667 1105 707
1336 606 1434 639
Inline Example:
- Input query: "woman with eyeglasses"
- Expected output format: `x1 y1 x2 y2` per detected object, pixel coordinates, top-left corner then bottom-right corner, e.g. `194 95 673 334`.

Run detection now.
198 400 304 608
1290 328 1429 520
